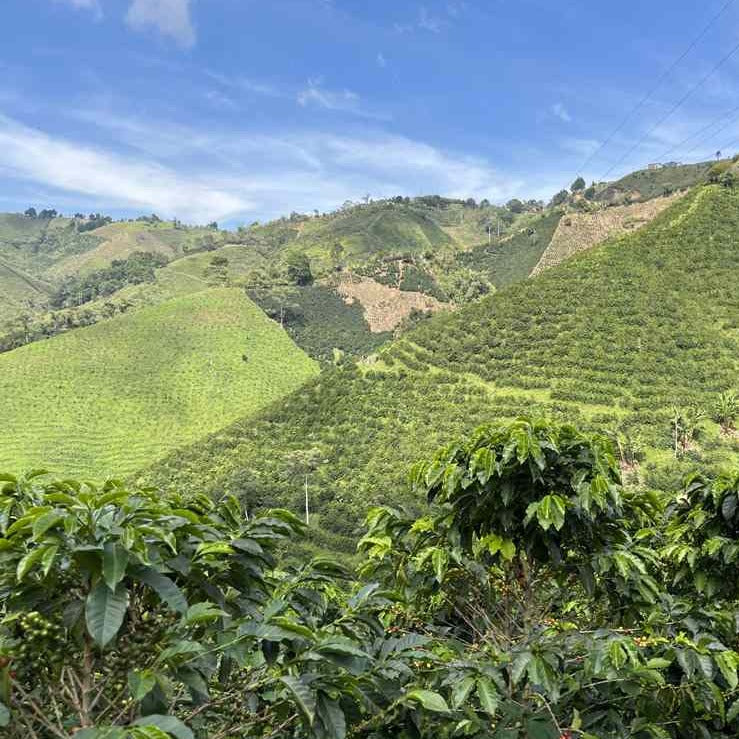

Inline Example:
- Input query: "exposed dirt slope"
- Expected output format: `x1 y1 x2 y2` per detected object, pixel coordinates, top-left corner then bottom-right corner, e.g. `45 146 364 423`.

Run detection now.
334 274 447 333
531 193 685 275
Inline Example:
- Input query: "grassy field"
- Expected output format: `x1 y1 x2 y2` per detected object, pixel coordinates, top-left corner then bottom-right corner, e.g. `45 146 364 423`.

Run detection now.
0 287 318 478
144 185 739 551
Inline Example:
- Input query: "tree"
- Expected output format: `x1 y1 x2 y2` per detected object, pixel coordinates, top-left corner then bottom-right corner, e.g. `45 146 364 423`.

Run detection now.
720 170 737 189
23 207 37 218
438 267 493 305
285 251 313 286
550 189 569 207
570 176 586 192
713 390 738 433
505 198 524 214
329 242 345 271
671 405 706 457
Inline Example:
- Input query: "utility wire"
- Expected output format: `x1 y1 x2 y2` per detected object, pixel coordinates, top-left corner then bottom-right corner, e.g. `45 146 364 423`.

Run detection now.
655 102 739 161
681 109 739 158
575 0 736 179
601 33 739 180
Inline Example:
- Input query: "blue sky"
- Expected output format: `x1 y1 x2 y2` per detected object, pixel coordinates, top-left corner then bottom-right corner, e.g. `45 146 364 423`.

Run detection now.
2 0 739 225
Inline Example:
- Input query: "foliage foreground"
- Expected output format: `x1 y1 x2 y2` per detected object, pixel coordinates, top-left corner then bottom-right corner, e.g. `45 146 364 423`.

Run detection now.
2 419 739 738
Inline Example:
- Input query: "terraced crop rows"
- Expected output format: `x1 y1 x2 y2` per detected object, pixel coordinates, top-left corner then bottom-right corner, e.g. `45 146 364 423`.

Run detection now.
0 288 318 478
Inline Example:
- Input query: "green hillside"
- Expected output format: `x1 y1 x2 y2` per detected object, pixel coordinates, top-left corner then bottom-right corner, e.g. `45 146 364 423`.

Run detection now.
596 161 713 203
144 185 739 551
458 209 563 288
0 213 225 325
0 287 318 478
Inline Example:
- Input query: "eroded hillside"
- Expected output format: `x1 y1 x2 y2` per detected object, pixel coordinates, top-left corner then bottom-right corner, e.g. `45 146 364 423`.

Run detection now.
531 192 685 275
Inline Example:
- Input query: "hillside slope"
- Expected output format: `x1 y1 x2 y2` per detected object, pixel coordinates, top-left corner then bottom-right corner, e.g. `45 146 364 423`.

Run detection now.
0 288 318 478
0 214 225 325
143 185 739 550
531 192 684 275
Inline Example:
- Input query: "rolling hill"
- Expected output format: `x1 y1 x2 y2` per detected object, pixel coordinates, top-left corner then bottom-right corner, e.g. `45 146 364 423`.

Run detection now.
0 287 318 478
143 184 739 551
0 213 225 325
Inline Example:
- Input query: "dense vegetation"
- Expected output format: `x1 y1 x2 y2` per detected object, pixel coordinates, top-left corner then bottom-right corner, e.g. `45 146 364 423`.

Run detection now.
0 289 318 478
248 284 390 364
458 210 563 288
4 420 739 737
145 185 739 552
50 252 169 309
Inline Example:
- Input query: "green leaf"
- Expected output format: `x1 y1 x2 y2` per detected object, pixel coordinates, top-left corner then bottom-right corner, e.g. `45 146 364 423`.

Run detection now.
476 677 498 716
184 602 227 624
281 675 316 726
0 701 9 727
511 650 532 685
31 510 64 540
316 693 346 739
646 657 672 669
715 651 739 690
132 715 194 739
451 676 475 708
500 538 516 561
41 544 59 577
131 566 187 614
315 637 369 659
195 541 234 558
130 728 171 739
17 545 51 581
85 582 129 648
727 698 739 723
432 547 448 583
405 689 450 713
128 669 157 701
103 543 129 591
536 494 566 532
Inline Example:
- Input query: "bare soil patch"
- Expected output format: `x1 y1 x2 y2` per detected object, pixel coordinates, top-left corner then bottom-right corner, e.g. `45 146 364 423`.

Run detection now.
333 274 448 333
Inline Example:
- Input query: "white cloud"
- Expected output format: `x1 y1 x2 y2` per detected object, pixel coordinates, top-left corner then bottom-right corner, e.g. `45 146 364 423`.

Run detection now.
298 80 359 111
418 7 442 32
7 102 549 223
55 0 102 18
126 0 196 48
377 53 387 68
297 79 389 120
0 114 248 222
551 103 572 123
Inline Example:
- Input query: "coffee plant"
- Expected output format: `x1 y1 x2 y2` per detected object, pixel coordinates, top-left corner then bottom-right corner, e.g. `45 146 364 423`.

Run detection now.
3 418 739 737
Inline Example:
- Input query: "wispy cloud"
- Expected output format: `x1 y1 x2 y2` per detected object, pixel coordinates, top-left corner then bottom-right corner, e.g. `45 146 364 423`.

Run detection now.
126 0 196 48
9 106 532 222
395 5 457 34
297 79 389 120
377 52 387 68
551 103 572 123
55 0 102 18
0 114 248 222
418 7 443 32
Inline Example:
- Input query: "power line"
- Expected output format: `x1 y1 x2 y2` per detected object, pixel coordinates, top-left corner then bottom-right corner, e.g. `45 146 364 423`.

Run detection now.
601 33 739 180
575 0 736 178
654 102 739 161
681 109 739 158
